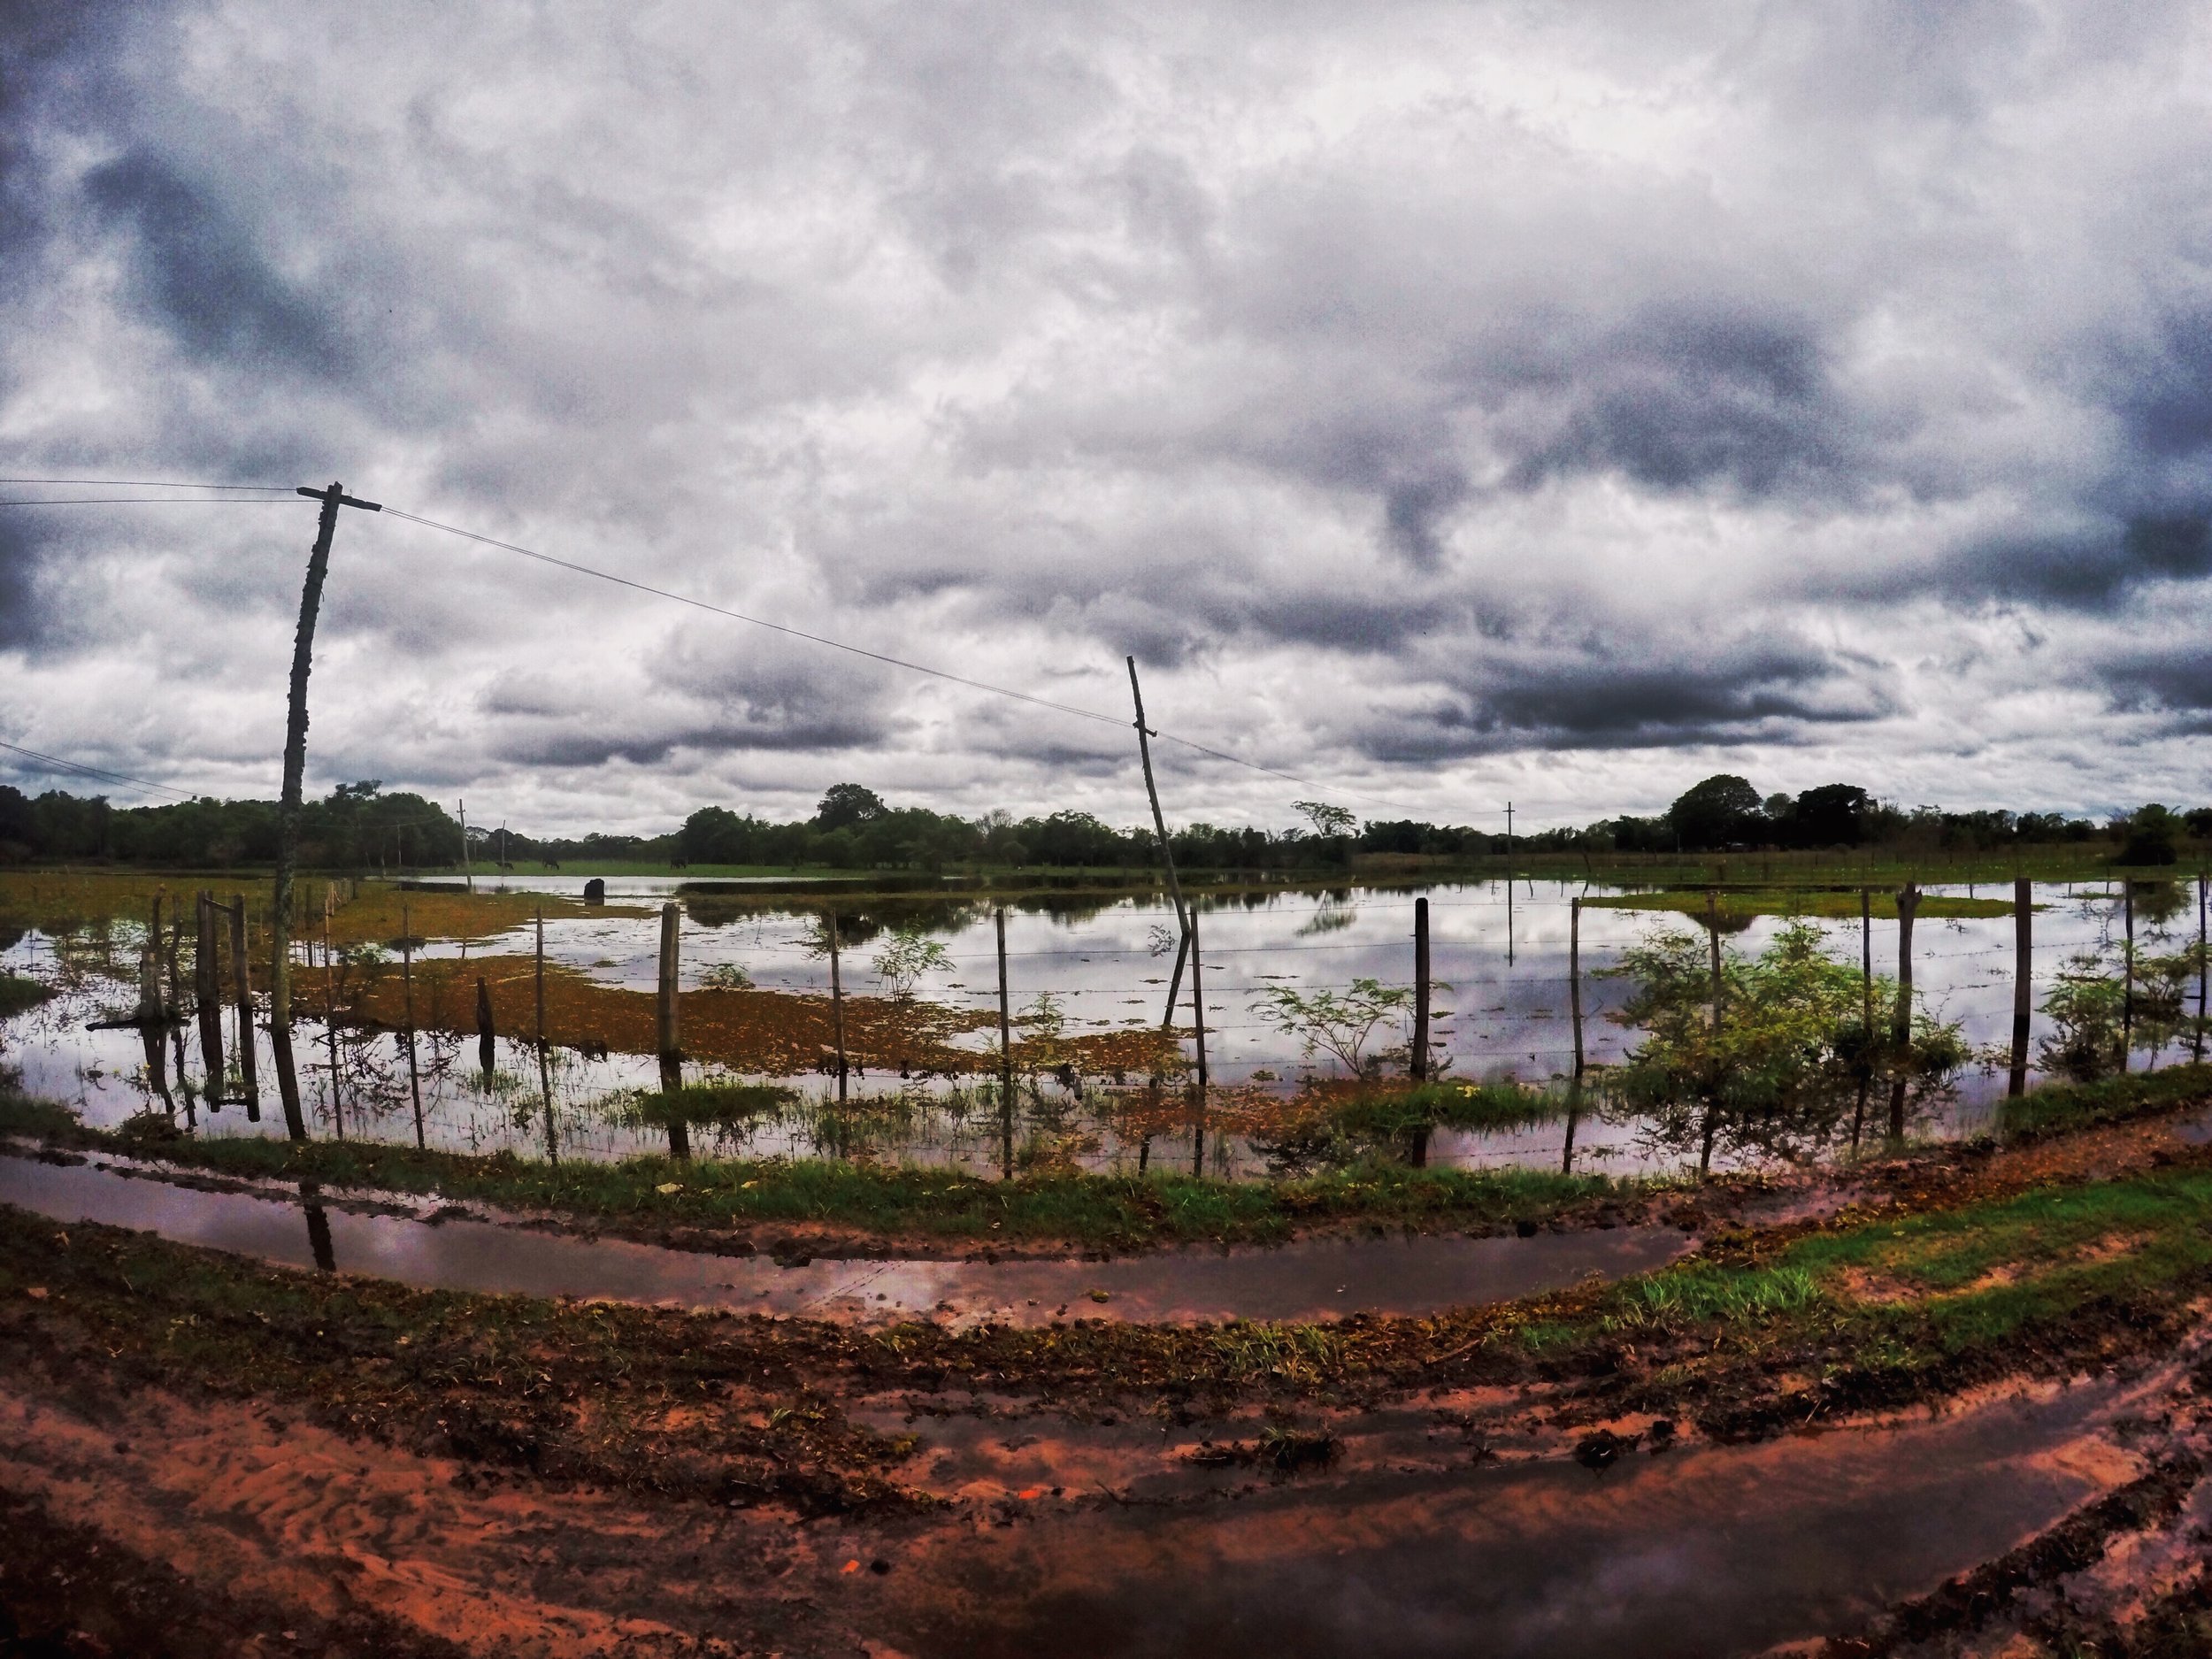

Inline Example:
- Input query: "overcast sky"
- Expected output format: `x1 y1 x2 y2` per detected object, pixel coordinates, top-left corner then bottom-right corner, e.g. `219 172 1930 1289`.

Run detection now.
4 2 2211 835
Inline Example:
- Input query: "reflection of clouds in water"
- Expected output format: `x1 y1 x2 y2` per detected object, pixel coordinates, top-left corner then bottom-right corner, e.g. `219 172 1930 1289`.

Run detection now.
0 881 2150 1179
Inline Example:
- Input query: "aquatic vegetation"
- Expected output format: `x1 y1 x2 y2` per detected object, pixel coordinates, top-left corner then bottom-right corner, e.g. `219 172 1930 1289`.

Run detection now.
1249 978 1417 1077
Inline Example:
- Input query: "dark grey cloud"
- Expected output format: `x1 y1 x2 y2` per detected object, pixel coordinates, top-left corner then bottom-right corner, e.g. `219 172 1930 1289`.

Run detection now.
7 2 2212 829
83 149 349 377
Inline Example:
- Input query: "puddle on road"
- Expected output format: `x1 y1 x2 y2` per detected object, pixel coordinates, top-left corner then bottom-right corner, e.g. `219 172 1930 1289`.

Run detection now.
887 1380 2131 1659
0 1156 1688 1325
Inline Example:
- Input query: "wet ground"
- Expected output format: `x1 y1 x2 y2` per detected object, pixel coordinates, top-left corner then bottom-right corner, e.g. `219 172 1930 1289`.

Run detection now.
0 1150 1691 1324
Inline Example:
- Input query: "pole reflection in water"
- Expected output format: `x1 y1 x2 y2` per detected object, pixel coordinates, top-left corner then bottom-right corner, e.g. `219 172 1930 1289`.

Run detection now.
301 1184 336 1272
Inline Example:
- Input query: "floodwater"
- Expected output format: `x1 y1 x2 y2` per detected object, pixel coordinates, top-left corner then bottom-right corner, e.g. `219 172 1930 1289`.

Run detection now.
3 874 2194 1180
0 1153 1689 1324
887 1377 2136 1658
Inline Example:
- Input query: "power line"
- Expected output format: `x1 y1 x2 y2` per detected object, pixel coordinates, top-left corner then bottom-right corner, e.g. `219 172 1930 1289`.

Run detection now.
376 503 1486 821
0 496 306 508
0 738 196 800
0 477 293 491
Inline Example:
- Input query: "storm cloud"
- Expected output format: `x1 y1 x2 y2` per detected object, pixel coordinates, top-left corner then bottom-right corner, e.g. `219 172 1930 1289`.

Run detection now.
4 1 2212 831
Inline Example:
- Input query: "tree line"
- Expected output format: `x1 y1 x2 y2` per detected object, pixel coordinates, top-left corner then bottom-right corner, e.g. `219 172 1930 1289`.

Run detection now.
0 772 2203 871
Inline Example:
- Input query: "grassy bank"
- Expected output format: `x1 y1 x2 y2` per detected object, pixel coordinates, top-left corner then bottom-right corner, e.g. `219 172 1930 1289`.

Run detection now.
0 1084 1625 1250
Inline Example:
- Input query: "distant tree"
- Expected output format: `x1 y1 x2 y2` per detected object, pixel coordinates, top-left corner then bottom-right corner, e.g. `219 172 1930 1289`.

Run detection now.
2119 804 2182 866
1666 774 1764 850
1294 801 1356 838
1791 784 1875 848
814 783 887 832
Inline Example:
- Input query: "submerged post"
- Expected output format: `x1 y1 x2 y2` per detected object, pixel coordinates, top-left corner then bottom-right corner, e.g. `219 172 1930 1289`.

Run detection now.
137 895 164 1024
1887 883 1921 1141
1411 896 1431 1080
271 480 379 1144
2008 877 2032 1097
401 901 424 1149
228 895 259 1119
826 906 849 1102
1188 909 1209 1178
1569 896 1585 1079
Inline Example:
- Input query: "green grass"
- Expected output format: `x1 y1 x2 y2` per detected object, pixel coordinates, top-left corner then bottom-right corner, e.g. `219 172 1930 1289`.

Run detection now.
0 1083 1626 1249
1995 1064 2212 1141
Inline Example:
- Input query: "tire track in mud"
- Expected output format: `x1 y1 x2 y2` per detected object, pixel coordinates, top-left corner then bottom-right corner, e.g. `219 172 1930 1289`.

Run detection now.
0 1383 864 1656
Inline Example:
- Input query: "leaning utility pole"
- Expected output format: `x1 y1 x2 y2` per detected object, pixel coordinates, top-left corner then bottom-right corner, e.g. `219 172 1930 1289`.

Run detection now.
1126 657 1194 1026
269 480 380 1143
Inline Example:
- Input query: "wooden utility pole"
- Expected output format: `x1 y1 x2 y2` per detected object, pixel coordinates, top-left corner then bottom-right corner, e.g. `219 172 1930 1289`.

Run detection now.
1126 657 1194 1025
1569 896 1585 1079
1410 896 1431 1080
826 907 849 1102
996 906 1014 1178
228 895 259 1120
1887 883 1921 1141
400 901 424 1148
270 480 379 1142
460 800 473 894
2008 877 2032 1097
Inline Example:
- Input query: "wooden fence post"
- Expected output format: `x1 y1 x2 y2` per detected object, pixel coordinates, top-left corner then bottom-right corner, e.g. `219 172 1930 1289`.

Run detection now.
826 907 848 1102
2008 877 2032 1097
1569 896 1585 1080
996 907 1014 1178
1411 896 1431 1081
2122 880 2135 1068
657 902 688 1159
228 896 259 1120
401 901 424 1148
194 891 224 1101
1887 883 1921 1141
1189 909 1208 1177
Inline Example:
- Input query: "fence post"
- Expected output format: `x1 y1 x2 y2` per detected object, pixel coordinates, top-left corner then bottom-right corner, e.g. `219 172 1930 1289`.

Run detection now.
1411 896 1430 1081
1887 883 1921 1141
2122 880 2135 1068
1189 909 1209 1176
228 895 259 1121
476 975 496 1079
401 901 424 1148
2197 872 2207 1064
1706 890 1724 1034
996 906 1014 1178
194 891 224 1101
657 902 688 1158
2008 877 2032 1097
322 899 342 1140
826 906 848 1102
1569 896 1585 1079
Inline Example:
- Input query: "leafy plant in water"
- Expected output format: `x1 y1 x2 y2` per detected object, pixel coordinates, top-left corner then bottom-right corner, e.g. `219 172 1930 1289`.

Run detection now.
870 924 952 1002
1602 919 1965 1165
697 962 754 991
1249 978 1415 1078
2040 945 2207 1078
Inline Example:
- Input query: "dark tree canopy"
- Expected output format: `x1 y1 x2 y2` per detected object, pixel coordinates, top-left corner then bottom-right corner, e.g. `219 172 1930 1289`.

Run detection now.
1665 774 1763 849
814 783 887 832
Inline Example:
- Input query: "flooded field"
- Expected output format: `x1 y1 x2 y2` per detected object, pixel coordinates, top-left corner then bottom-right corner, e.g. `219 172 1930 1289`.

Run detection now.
1 872 2196 1181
